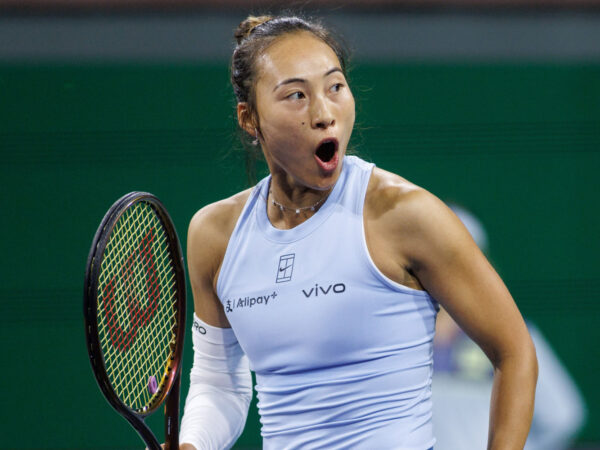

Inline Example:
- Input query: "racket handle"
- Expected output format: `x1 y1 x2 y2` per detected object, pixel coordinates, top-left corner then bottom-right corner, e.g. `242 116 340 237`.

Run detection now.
165 372 181 450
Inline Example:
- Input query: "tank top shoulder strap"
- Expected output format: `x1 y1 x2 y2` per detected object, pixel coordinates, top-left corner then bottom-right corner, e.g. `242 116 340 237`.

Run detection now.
339 155 375 216
216 178 268 296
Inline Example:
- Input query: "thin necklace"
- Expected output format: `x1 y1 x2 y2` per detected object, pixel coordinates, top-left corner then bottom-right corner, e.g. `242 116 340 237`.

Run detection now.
269 189 330 215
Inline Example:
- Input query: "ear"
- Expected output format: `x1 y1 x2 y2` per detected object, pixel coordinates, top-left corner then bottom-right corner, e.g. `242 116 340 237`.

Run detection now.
237 102 257 138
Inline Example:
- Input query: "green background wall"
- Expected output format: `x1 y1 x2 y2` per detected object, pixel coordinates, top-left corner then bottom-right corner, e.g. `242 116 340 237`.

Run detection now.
1 62 598 448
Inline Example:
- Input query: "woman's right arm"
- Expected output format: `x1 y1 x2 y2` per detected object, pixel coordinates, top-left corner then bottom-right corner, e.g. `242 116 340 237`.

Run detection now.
179 193 253 450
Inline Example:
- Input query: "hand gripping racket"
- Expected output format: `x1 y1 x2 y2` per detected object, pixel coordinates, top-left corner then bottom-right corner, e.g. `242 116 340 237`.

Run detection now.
84 192 186 450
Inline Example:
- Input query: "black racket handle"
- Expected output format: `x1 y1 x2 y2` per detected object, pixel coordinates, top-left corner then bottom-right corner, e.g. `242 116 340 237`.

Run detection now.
165 372 181 450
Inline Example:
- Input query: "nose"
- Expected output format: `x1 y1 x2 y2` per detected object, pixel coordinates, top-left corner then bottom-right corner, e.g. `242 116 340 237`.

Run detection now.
310 95 335 129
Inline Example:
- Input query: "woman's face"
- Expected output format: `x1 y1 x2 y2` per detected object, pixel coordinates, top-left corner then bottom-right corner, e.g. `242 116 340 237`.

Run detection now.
248 31 355 191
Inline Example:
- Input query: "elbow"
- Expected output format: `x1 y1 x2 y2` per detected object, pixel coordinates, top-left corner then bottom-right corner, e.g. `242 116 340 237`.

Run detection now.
519 333 539 386
524 330 539 383
521 340 540 393
492 331 539 385
527 337 539 387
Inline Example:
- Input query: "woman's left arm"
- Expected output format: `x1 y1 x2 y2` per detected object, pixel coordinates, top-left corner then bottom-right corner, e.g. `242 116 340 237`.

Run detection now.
385 185 538 450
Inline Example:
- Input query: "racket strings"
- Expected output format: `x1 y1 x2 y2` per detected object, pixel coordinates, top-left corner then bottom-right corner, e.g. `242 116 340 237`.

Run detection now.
103 206 174 409
97 201 178 412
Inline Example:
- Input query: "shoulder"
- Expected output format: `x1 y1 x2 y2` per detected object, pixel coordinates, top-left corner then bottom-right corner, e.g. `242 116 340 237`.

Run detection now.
187 188 253 275
365 167 448 227
365 167 466 264
188 188 253 240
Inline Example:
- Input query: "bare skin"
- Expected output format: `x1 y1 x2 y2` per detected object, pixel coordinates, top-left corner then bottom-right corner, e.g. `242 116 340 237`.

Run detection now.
184 31 537 450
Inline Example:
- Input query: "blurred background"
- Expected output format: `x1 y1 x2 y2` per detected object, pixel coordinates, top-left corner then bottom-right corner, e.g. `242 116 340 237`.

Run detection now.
0 0 598 448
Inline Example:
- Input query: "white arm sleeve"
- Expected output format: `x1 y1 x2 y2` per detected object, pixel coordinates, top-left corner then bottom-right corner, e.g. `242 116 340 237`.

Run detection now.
179 314 253 450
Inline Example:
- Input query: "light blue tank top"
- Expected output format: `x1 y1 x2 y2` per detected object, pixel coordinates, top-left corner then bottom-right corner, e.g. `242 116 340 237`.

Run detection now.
217 156 438 449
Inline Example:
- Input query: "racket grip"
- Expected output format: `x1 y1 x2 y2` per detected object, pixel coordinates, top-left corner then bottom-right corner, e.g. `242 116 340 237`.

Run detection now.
165 372 181 450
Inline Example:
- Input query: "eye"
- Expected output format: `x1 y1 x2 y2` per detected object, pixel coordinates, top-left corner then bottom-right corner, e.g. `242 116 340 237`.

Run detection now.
287 91 305 100
330 83 344 93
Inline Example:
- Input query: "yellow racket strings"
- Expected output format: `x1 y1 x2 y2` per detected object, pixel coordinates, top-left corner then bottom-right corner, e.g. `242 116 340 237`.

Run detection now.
97 201 178 412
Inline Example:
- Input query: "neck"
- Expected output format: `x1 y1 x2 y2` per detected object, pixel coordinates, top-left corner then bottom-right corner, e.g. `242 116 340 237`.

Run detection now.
264 159 343 228
269 168 331 200
266 180 332 230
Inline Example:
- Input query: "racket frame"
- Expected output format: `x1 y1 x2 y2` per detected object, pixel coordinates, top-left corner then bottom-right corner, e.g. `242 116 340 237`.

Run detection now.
84 192 186 450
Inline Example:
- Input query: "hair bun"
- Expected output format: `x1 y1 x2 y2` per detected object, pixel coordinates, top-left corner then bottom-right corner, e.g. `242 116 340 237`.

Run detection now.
234 15 274 44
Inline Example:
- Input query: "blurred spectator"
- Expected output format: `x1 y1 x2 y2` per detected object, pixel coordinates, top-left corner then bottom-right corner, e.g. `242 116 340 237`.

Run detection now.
432 204 586 450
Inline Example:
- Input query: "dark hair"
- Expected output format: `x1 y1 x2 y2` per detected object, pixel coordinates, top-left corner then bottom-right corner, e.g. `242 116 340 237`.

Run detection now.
230 14 350 183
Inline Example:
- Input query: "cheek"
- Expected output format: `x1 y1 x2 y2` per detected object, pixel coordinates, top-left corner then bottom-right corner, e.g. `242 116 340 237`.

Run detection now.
346 104 356 124
340 97 356 130
260 119 307 164
262 112 304 140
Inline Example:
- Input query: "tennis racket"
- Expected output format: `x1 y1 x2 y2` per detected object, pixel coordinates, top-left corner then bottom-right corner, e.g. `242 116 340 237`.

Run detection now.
84 192 186 450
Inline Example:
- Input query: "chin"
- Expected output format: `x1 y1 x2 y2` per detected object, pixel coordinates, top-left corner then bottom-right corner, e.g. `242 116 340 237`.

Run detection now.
311 164 343 190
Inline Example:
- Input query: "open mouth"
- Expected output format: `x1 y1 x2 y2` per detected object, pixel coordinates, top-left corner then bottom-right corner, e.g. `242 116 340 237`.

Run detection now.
315 139 338 163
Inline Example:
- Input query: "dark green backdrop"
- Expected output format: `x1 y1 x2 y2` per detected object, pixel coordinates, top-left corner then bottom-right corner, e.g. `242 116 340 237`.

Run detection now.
1 62 598 448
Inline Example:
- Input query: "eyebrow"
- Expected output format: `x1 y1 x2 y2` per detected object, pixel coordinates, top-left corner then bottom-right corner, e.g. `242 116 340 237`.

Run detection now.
273 67 343 91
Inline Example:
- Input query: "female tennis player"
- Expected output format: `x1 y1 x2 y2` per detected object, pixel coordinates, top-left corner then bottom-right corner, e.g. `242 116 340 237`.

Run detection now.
178 15 538 450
